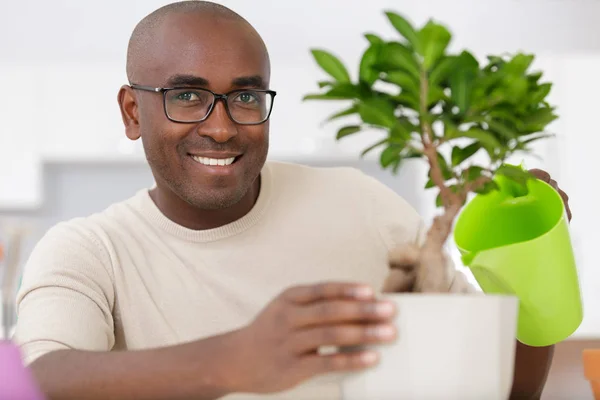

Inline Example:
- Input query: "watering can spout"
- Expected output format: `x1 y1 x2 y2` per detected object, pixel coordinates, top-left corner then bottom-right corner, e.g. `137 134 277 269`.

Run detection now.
467 263 516 297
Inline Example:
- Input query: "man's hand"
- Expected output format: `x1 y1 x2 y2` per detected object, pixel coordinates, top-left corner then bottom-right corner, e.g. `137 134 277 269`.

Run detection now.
529 168 572 221
226 282 397 394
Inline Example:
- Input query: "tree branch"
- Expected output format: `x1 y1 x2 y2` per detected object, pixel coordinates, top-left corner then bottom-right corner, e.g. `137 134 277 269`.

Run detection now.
461 175 492 203
419 68 461 211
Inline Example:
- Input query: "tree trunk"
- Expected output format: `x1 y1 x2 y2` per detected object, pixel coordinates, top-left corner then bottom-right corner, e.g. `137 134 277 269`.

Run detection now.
384 204 462 293
415 204 462 292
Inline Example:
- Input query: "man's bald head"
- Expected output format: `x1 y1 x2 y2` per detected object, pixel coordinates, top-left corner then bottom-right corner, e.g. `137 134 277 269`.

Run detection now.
126 1 269 83
118 1 272 214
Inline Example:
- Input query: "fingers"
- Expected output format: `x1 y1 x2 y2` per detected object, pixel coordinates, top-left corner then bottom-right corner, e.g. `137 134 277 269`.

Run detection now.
548 180 573 220
293 299 396 327
291 324 396 354
529 168 551 182
282 283 375 305
529 169 572 221
300 349 380 376
557 187 569 202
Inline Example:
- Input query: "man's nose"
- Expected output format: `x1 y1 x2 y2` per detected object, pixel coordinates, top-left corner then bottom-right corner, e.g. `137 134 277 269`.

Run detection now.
197 100 238 143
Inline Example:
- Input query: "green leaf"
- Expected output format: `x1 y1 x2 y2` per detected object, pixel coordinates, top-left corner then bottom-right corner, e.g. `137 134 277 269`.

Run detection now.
504 77 529 104
358 97 397 128
336 125 362 140
382 70 420 96
523 107 558 132
392 92 420 110
527 71 543 84
391 157 402 174
451 128 502 152
495 165 533 197
318 81 333 89
375 42 420 79
488 109 525 131
381 145 402 167
365 33 384 45
451 146 462 166
473 71 505 96
402 147 423 158
396 117 417 135
310 49 352 82
449 51 479 113
303 93 343 101
359 44 381 86
486 55 507 69
529 83 552 105
437 152 453 180
418 20 452 70
361 138 388 157
496 164 533 185
429 55 457 86
436 192 443 207
505 53 535 76
427 85 447 107
474 180 499 195
425 178 435 189
385 11 420 50
451 142 481 166
326 105 359 121
518 133 555 147
303 83 363 101
390 121 412 140
462 166 485 182
487 119 518 140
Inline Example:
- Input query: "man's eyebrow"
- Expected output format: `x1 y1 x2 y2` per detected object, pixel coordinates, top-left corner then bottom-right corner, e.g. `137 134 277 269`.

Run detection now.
166 74 209 87
231 75 265 89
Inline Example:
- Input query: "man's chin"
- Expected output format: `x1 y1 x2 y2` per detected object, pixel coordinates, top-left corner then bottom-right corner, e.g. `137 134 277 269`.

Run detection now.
185 187 249 211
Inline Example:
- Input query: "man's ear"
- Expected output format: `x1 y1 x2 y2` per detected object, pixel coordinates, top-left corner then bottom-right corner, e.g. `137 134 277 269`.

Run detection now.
118 85 141 140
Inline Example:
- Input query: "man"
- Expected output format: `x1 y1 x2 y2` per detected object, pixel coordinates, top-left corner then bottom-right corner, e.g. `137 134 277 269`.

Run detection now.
13 1 571 399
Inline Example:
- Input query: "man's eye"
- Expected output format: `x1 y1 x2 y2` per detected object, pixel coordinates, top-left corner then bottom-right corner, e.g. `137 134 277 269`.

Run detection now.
235 92 258 104
176 92 200 102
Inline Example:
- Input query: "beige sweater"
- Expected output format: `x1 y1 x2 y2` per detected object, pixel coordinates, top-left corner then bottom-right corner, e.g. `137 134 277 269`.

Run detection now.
14 161 473 399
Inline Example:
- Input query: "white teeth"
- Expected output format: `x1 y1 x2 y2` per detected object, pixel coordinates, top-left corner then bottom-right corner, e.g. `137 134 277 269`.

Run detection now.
191 156 236 166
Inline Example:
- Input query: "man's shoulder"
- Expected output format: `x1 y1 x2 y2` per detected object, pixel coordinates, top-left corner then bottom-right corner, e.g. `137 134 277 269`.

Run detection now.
265 160 414 205
37 189 148 251
265 160 380 190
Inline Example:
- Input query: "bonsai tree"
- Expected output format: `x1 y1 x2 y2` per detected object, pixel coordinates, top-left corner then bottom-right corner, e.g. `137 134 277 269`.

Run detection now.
304 11 557 292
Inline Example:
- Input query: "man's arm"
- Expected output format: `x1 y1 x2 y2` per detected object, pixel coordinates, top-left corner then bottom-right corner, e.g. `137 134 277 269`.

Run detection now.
25 281 399 400
29 333 237 400
510 342 554 399
15 223 233 400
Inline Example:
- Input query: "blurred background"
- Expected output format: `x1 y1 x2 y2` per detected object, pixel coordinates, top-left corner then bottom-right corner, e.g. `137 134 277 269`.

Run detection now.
0 0 598 397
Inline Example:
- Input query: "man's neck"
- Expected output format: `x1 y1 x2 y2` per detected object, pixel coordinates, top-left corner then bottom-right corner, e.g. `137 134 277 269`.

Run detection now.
149 178 261 231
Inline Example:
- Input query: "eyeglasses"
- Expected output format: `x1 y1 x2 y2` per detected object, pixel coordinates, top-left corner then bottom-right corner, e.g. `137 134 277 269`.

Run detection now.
130 84 277 125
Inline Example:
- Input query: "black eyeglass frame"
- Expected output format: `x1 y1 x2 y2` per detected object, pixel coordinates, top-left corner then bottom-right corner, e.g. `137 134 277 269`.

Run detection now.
129 84 277 125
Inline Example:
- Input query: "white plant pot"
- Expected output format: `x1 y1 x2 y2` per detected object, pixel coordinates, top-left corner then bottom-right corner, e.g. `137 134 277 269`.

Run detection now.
341 293 519 400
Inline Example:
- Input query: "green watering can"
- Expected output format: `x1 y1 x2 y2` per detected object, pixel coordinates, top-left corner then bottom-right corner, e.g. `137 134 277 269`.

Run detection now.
453 172 583 347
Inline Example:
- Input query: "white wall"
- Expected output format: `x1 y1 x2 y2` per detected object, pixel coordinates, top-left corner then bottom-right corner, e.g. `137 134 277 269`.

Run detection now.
2 0 598 205
0 0 599 340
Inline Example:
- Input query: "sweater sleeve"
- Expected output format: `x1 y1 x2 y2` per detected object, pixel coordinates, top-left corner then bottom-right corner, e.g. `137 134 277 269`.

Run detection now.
359 171 479 294
13 221 116 364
